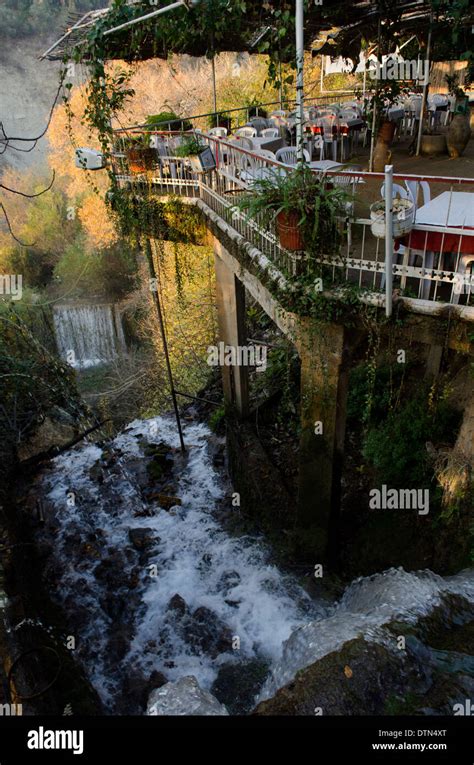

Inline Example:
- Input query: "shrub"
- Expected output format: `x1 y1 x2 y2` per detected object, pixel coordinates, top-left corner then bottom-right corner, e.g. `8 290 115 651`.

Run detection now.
363 391 461 489
146 112 192 131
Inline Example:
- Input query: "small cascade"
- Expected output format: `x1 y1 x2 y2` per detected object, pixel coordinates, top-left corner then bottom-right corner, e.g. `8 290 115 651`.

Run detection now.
53 304 126 369
34 414 474 714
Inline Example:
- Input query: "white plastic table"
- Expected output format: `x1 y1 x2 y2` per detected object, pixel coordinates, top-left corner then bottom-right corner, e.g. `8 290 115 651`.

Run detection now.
409 191 474 298
309 160 343 171
415 191 474 228
249 136 285 154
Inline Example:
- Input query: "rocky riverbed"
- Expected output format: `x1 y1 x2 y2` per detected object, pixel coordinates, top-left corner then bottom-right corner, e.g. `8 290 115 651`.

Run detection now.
19 412 474 716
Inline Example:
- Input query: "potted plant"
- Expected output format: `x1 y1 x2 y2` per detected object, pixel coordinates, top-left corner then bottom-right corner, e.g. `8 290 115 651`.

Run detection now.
123 133 156 174
237 164 350 255
370 196 414 239
208 111 232 133
175 136 215 173
146 111 193 132
445 74 471 158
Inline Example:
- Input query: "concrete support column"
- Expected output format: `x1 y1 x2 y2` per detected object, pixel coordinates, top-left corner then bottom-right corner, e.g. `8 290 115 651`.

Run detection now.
424 344 444 379
296 320 350 559
214 252 249 419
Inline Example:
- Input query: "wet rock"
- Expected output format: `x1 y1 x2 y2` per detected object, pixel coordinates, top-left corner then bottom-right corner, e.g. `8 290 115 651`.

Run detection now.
253 638 413 715
185 606 233 658
167 594 189 617
93 552 129 589
211 660 270 715
145 442 174 482
165 598 233 658
147 676 229 716
101 448 119 467
218 570 241 593
128 528 159 551
121 669 168 713
89 462 104 483
105 623 134 664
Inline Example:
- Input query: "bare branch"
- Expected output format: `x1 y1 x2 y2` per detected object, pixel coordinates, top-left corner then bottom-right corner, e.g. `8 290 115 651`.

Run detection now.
0 203 35 246
0 170 55 199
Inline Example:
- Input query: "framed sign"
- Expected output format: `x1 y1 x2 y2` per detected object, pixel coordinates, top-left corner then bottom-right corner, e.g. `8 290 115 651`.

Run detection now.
198 146 216 172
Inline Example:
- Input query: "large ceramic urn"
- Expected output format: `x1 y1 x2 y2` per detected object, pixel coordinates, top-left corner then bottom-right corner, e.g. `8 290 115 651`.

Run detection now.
447 114 471 158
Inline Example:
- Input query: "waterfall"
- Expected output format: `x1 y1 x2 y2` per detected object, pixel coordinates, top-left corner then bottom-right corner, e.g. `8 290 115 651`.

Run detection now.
53 304 126 369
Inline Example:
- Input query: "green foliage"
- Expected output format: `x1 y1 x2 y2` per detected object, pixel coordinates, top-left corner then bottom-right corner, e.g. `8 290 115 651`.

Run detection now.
146 112 192 131
0 302 82 472
363 390 461 489
175 136 206 158
208 112 232 131
53 240 137 299
347 361 407 424
237 164 350 258
209 405 225 433
0 188 81 288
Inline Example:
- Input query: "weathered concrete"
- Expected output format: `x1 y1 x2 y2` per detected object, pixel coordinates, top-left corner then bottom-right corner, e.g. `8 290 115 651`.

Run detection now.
295 320 350 558
214 252 249 418
213 239 351 558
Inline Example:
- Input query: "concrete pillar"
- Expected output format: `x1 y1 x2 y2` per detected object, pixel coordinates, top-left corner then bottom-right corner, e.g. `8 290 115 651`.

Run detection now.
425 344 444 379
296 320 349 560
214 252 250 419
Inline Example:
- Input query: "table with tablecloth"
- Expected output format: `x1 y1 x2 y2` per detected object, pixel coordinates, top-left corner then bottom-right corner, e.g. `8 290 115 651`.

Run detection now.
398 191 474 298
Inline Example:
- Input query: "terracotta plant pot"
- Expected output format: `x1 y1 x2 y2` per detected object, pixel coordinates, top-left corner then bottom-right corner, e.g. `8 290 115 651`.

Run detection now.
126 147 156 174
447 114 471 158
276 210 304 251
420 134 447 157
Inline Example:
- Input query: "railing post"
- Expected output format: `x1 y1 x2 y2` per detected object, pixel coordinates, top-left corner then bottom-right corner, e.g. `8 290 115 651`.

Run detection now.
295 0 305 163
384 164 394 318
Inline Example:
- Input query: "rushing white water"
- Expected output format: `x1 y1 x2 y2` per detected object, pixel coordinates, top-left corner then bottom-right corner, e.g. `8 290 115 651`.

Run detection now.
258 566 474 701
40 415 321 710
39 414 474 714
53 304 126 368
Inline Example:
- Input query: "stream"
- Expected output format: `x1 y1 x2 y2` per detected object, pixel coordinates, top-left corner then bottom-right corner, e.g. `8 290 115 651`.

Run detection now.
35 413 474 715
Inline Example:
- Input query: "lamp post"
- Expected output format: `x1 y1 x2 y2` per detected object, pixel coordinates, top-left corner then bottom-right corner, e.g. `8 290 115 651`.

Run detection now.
295 0 305 162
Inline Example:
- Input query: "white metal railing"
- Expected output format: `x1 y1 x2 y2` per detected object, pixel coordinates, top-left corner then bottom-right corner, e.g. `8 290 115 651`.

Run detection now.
113 92 356 135
112 130 474 310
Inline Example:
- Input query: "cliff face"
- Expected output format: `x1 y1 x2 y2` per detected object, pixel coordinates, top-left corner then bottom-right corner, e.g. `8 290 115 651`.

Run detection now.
0 33 265 177
0 35 61 173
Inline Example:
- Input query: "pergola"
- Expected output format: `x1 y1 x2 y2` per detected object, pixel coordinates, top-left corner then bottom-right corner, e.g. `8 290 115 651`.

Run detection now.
41 1 473 65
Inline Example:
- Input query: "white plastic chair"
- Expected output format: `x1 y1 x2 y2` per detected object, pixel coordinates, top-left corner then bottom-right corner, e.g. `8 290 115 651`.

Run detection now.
237 136 254 150
235 126 257 138
208 126 228 137
248 118 269 134
261 127 279 138
404 180 431 213
452 257 474 304
339 109 359 121
380 183 414 203
255 149 276 160
318 115 340 161
275 146 310 165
